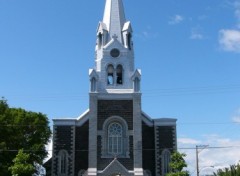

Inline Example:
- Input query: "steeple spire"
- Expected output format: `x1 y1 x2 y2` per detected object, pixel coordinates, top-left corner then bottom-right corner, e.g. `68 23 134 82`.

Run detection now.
103 0 126 43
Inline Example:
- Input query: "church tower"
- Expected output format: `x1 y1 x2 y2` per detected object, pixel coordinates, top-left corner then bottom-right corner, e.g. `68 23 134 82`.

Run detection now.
88 0 143 175
51 1 177 176
90 0 140 93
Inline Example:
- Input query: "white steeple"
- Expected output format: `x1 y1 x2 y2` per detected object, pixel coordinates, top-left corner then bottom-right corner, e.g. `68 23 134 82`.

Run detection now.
103 0 126 43
90 0 140 94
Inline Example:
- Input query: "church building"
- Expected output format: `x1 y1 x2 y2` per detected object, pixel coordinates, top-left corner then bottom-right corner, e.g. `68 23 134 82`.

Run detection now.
51 0 177 175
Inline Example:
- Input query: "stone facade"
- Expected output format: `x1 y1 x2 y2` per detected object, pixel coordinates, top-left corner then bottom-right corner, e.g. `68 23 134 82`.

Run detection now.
51 0 177 176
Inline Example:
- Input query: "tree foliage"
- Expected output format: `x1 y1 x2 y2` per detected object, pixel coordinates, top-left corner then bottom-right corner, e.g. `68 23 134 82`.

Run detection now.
9 149 35 176
213 164 240 176
0 99 51 176
166 151 190 176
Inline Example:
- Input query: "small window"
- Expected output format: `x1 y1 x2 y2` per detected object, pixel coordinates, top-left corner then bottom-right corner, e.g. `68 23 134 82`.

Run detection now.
127 33 132 50
91 77 97 92
162 150 171 176
116 65 123 85
107 65 114 85
110 48 120 58
134 77 140 92
98 33 102 49
58 150 68 175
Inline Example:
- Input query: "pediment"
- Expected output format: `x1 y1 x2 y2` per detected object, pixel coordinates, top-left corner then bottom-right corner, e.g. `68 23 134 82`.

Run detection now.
131 69 142 80
103 37 126 51
99 158 131 176
97 22 108 33
122 21 132 32
89 69 99 80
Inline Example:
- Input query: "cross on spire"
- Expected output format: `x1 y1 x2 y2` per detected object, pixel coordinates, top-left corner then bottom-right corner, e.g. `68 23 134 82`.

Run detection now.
112 34 118 40
103 0 126 42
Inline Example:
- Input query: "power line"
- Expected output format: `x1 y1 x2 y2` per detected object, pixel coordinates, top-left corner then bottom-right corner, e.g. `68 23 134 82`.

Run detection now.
2 84 240 101
0 121 239 127
1 146 240 152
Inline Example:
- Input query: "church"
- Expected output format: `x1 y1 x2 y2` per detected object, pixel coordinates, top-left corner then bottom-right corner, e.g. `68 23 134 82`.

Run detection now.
51 0 177 175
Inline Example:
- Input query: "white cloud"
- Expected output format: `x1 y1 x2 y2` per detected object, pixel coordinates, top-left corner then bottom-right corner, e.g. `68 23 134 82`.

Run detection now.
234 1 240 19
232 108 240 123
234 1 240 28
219 29 240 52
178 138 201 145
178 135 240 175
169 15 184 25
190 26 205 40
135 26 159 40
233 116 240 123
190 32 204 40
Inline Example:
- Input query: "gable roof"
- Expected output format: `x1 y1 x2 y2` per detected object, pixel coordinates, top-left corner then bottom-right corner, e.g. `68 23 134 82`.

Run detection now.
99 158 131 175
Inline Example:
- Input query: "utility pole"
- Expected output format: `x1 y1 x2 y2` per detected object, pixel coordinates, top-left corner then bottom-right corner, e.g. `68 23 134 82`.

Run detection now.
196 145 209 176
196 145 199 176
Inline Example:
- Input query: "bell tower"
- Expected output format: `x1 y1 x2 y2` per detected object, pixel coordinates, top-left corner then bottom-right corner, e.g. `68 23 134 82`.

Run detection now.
90 0 141 94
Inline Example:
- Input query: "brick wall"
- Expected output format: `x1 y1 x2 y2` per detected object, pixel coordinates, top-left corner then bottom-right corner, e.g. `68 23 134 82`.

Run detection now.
97 100 134 171
142 122 156 176
52 126 73 176
155 126 176 176
75 121 89 175
97 100 133 130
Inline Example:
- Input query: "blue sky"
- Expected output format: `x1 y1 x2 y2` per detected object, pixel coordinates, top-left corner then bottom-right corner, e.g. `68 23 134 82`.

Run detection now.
1 0 240 175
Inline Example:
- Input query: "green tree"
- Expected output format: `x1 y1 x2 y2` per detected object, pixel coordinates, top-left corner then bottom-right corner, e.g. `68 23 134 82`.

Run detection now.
0 99 51 176
9 149 35 176
213 164 240 176
166 151 190 176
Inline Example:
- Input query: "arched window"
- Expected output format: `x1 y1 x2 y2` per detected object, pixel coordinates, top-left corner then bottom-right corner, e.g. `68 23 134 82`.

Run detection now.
162 150 171 176
101 116 130 158
116 65 123 85
108 122 123 155
58 150 68 175
134 77 140 92
91 77 97 92
107 65 114 85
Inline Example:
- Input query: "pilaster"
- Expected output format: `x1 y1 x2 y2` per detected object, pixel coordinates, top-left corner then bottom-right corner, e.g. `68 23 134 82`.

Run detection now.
88 93 98 175
154 125 161 176
51 126 57 176
71 126 76 176
132 93 143 176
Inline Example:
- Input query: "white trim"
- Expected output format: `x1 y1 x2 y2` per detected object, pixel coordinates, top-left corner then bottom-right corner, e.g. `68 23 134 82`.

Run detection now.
77 109 89 121
53 119 76 126
53 109 90 126
88 168 97 175
154 118 177 126
76 109 90 126
134 168 144 175
97 158 132 175
141 111 153 127
97 93 141 100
